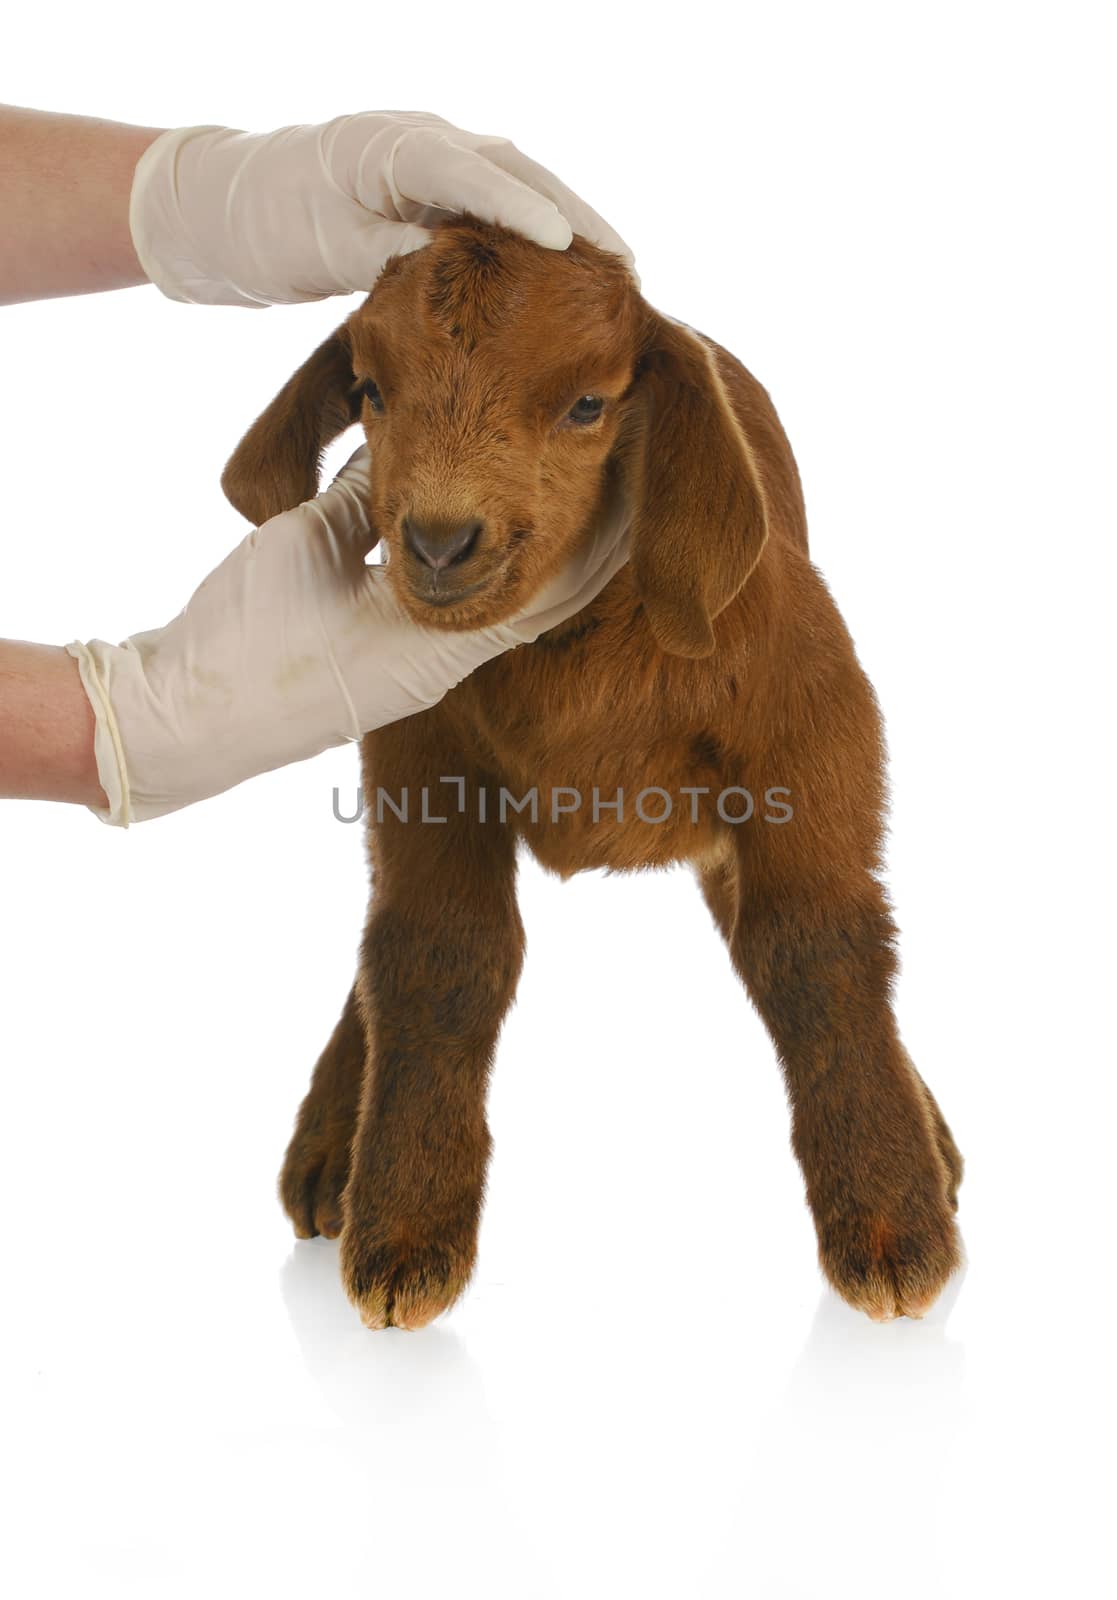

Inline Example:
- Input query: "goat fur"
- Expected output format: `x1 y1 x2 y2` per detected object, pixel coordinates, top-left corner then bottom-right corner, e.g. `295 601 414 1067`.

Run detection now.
224 218 963 1328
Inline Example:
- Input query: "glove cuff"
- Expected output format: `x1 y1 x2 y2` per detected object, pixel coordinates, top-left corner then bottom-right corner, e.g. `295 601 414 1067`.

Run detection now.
66 641 131 827
128 125 269 308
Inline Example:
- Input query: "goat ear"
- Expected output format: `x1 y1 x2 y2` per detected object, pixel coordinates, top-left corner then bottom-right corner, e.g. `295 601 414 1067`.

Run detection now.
221 326 363 525
620 314 770 658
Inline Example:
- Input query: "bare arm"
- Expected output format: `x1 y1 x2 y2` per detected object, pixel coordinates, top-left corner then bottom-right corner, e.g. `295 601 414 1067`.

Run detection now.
0 107 151 805
0 105 165 304
0 641 107 807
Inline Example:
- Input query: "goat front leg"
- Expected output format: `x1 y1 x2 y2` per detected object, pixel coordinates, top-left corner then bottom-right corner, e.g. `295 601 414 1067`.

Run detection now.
730 855 962 1321
340 736 524 1330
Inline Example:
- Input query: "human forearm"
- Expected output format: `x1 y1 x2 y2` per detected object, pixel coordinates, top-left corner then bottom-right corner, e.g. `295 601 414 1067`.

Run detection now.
0 641 107 806
0 105 164 304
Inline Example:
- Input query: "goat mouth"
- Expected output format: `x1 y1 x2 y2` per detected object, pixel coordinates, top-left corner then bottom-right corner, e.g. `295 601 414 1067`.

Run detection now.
417 583 488 608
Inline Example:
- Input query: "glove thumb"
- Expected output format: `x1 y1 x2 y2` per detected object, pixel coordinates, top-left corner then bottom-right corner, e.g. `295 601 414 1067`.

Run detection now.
301 445 376 558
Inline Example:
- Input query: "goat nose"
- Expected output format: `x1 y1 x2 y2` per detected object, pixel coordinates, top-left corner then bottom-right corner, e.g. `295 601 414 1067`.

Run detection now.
403 516 483 571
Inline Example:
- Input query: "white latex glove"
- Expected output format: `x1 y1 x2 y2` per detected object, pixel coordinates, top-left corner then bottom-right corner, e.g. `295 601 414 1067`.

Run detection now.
65 449 632 827
128 111 638 307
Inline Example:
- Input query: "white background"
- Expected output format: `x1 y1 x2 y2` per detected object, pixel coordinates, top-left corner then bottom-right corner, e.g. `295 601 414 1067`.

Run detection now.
2 3 1114 1596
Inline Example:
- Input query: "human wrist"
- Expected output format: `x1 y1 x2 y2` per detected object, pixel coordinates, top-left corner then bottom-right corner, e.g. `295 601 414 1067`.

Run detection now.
0 641 107 807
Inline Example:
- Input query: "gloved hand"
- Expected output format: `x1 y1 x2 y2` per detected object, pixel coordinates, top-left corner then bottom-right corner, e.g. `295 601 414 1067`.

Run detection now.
128 110 638 307
66 448 633 827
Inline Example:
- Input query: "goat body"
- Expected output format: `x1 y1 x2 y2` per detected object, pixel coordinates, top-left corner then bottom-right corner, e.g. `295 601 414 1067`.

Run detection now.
224 220 963 1329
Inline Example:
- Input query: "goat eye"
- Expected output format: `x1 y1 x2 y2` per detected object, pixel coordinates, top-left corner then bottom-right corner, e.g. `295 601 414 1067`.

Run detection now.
361 379 385 413
567 394 604 425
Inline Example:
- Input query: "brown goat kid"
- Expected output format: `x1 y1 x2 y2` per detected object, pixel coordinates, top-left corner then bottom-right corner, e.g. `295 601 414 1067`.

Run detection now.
223 218 963 1329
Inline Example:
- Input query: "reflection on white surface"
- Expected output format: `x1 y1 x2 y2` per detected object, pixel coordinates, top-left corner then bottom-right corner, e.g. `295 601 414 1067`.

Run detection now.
729 1276 968 1600
280 1239 492 1428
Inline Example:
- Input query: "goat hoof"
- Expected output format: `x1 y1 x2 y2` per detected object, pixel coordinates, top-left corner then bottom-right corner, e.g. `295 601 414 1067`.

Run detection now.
340 1230 475 1330
279 1135 352 1241
817 1190 962 1322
